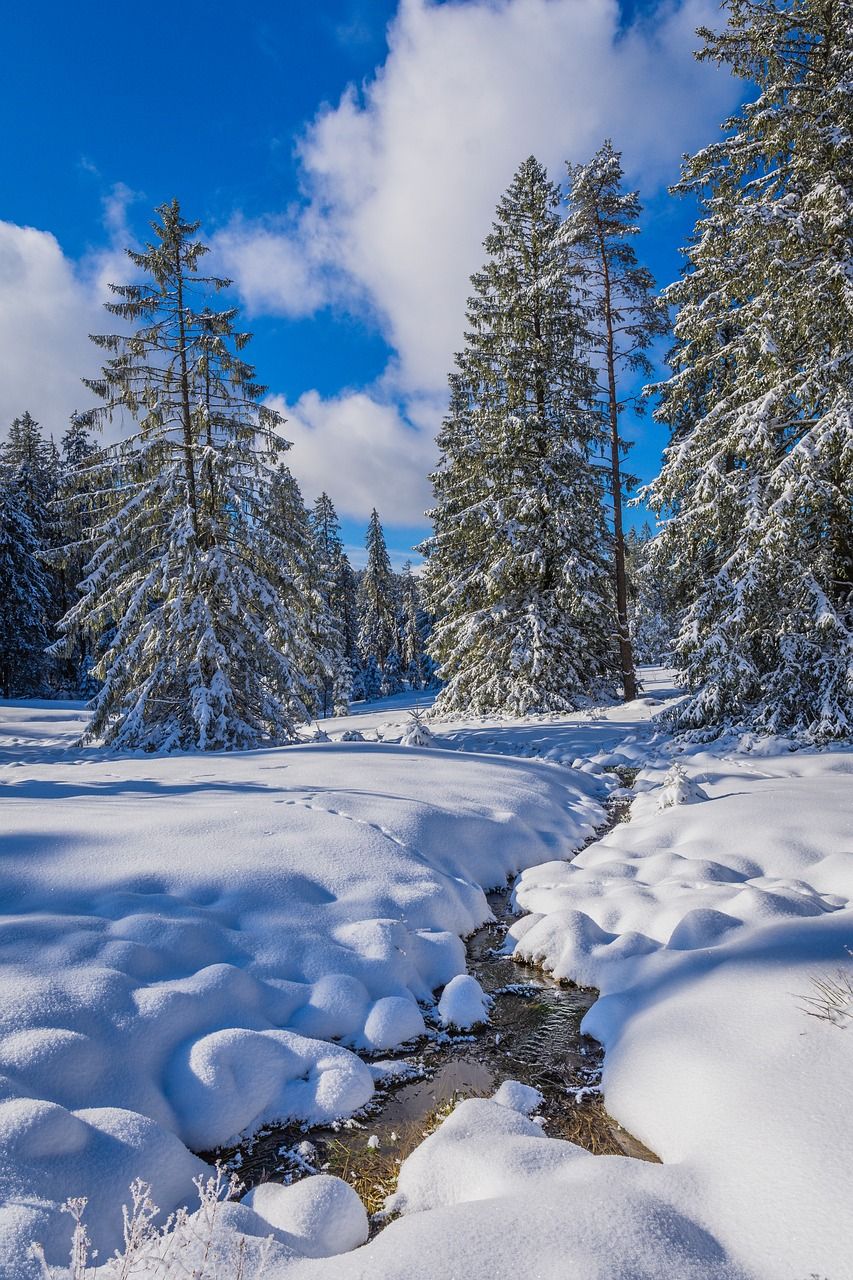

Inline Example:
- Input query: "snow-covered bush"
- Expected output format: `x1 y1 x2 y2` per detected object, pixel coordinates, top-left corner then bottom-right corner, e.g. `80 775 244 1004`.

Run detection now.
657 763 708 809
401 707 436 748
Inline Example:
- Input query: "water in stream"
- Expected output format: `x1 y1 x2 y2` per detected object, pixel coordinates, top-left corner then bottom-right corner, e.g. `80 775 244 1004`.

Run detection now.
207 773 656 1205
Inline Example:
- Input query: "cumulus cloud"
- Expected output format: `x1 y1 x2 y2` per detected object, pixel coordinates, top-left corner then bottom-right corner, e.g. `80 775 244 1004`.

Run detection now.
213 216 333 317
268 388 436 524
0 222 106 438
1 1 738 525
0 182 142 442
221 0 737 395
211 0 738 523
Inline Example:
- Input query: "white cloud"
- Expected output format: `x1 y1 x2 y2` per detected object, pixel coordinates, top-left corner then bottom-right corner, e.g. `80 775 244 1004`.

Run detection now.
212 0 738 524
1 2 738 525
223 0 737 395
0 222 106 439
0 182 142 443
212 217 332 317
269 388 437 524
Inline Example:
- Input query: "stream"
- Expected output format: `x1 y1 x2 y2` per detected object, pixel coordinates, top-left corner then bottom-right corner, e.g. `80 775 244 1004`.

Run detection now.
208 771 656 1211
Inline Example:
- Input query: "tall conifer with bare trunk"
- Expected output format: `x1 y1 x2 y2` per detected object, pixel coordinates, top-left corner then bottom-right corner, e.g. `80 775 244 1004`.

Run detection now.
562 141 668 701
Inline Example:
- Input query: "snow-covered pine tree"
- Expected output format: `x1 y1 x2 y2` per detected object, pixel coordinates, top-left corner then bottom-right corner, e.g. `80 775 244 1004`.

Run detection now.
562 141 669 701
336 553 361 685
422 156 615 716
58 199 313 750
309 493 352 714
265 467 345 721
626 524 676 665
0 471 51 698
1 411 63 685
0 412 57 509
400 564 431 689
52 414 99 692
645 0 853 742
358 508 398 673
360 654 383 702
1 411 62 563
61 412 97 471
380 648 404 698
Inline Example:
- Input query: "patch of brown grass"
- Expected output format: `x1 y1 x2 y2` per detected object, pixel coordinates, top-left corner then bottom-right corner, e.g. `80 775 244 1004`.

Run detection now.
320 1093 470 1218
550 1095 660 1161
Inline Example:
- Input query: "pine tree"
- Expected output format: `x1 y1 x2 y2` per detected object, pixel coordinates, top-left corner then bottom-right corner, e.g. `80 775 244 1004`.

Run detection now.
265 468 347 721
0 412 56 504
358 508 398 671
422 156 615 716
1 411 61 555
380 648 404 697
53 414 99 692
310 493 352 714
360 654 383 702
61 412 97 471
562 141 669 701
336 553 361 677
0 472 50 698
626 524 676 665
645 0 853 742
400 565 430 689
58 199 313 750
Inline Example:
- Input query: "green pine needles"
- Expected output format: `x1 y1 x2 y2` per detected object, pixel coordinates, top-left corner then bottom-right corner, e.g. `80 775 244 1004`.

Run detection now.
422 156 617 716
58 201 315 750
645 0 853 742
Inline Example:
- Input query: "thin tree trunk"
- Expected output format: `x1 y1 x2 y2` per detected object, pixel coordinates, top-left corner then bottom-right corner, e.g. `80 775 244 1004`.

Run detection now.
175 263 200 541
595 215 638 702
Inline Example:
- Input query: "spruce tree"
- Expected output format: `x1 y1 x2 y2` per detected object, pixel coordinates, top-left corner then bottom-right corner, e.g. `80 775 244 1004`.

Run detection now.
58 199 313 750
0 472 50 698
266 466 344 721
423 156 615 716
0 412 56 506
358 508 398 671
53 414 99 692
645 0 853 741
562 141 668 701
626 525 676 665
310 493 352 714
337 553 361 674
400 565 431 689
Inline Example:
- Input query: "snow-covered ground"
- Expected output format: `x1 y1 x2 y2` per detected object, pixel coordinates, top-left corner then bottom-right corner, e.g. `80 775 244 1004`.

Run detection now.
2 671 851 1278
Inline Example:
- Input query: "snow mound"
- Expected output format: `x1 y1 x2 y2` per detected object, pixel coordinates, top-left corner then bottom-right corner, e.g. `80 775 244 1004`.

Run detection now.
243 1174 368 1257
381 1096 740 1279
0 1100 207 1276
360 997 425 1051
491 1080 542 1114
437 974 490 1028
168 1028 374 1149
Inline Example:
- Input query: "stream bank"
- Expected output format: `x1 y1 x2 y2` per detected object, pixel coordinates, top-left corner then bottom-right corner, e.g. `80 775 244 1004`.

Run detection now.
205 767 657 1213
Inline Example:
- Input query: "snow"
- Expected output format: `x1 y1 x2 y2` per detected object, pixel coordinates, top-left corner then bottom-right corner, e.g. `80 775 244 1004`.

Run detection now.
1 669 851 1279
437 974 490 1028
242 1175 368 1256
0 689 612 1275
359 996 425 1050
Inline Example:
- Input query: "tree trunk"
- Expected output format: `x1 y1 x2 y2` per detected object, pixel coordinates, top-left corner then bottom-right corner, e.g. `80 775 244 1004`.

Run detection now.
596 215 638 702
175 262 200 542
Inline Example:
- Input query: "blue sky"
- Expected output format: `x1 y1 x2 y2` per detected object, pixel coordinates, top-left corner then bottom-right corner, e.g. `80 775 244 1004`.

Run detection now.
0 0 738 565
